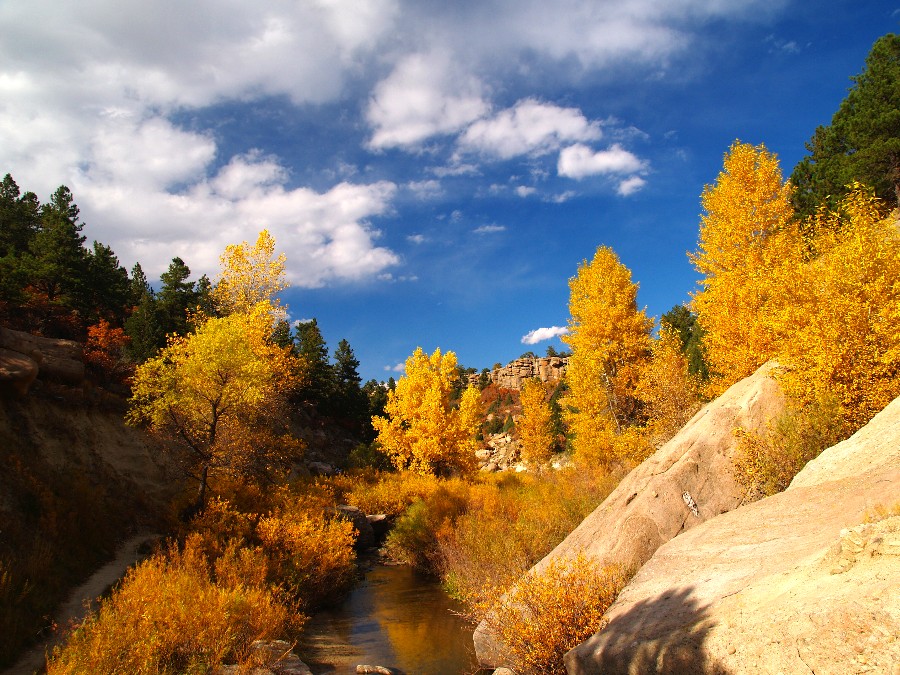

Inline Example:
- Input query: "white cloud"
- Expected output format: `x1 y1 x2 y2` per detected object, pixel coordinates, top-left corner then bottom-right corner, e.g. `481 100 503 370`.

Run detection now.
407 233 427 244
515 186 537 198
406 179 443 200
521 326 570 344
459 99 601 159
366 51 489 149
75 149 400 287
617 175 647 196
473 224 506 234
558 143 646 179
385 362 406 373
547 190 577 203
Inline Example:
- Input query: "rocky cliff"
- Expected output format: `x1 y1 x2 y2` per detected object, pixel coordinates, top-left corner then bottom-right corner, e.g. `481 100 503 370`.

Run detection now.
468 356 569 390
566 390 900 674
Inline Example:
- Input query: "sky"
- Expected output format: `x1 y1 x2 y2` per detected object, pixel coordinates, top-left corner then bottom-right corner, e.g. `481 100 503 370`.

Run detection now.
1 1 898 381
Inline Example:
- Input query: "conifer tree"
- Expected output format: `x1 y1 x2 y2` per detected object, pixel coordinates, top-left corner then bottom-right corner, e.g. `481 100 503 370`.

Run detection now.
157 257 197 336
791 33 900 216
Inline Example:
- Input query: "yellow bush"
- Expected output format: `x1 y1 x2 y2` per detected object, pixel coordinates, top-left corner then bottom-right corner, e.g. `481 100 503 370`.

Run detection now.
46 539 293 675
256 505 356 609
481 554 630 675
436 469 621 613
334 470 446 517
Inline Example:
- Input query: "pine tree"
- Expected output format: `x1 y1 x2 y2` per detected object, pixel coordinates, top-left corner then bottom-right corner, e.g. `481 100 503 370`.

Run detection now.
791 33 900 216
157 257 197 336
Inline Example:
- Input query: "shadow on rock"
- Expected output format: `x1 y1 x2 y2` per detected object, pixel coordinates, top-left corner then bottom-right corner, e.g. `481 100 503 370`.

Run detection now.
564 586 731 675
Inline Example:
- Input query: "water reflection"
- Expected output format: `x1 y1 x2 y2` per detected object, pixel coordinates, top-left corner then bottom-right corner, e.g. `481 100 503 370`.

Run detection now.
299 564 479 675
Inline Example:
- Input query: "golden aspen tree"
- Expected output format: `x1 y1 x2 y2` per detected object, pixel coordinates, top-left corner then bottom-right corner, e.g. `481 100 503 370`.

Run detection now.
776 185 900 429
518 379 554 468
213 229 288 317
562 246 653 467
127 301 301 508
690 141 798 396
636 326 701 445
372 347 480 476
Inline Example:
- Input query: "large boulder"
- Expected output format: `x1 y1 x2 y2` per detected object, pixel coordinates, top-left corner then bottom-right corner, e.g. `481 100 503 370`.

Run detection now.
0 326 84 388
474 362 785 667
565 392 900 674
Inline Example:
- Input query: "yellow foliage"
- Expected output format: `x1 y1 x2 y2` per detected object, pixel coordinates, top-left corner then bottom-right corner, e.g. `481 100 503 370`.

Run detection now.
562 246 652 466
255 504 357 609
46 538 293 675
331 470 446 517
127 301 301 503
437 468 622 614
690 140 798 395
212 229 288 318
372 347 480 476
480 554 630 675
518 379 555 467
775 186 900 428
637 326 702 445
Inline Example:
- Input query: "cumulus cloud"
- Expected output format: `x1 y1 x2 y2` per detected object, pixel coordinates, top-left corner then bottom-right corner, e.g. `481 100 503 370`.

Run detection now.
516 186 537 197
385 362 406 373
0 0 781 291
407 233 427 244
521 326 570 344
366 51 490 149
458 99 602 159
75 149 400 286
558 143 646 179
617 175 647 196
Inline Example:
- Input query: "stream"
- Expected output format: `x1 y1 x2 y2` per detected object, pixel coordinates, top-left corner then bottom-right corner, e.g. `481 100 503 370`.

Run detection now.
299 564 480 674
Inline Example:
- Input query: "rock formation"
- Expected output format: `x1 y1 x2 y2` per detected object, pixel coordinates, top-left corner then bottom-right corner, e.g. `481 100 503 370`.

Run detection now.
565 390 900 674
474 362 785 667
0 326 85 394
468 356 569 390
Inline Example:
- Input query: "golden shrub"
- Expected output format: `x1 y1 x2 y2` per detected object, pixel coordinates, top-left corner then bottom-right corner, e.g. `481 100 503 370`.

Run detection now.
255 505 356 608
46 538 292 675
481 554 630 675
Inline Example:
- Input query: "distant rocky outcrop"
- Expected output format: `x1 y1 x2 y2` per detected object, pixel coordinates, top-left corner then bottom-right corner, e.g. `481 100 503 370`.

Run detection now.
566 389 900 674
476 432 521 472
468 356 569 390
0 326 85 394
474 362 785 667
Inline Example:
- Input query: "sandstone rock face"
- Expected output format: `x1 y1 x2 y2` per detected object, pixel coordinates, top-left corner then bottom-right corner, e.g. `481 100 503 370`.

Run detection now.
468 357 569 390
474 362 785 667
565 391 900 675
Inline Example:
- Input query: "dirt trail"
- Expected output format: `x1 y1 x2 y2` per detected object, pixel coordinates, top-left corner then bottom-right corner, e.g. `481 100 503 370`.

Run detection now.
4 533 161 675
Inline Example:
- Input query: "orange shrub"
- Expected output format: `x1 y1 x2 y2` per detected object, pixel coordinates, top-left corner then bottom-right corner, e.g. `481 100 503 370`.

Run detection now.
480 554 630 675
46 538 293 675
256 505 356 608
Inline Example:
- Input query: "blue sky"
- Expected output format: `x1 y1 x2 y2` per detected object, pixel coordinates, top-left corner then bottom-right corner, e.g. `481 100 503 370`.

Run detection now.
1 1 897 380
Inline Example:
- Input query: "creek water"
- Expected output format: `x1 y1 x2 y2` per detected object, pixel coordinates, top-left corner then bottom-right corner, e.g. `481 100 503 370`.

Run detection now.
299 563 480 674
